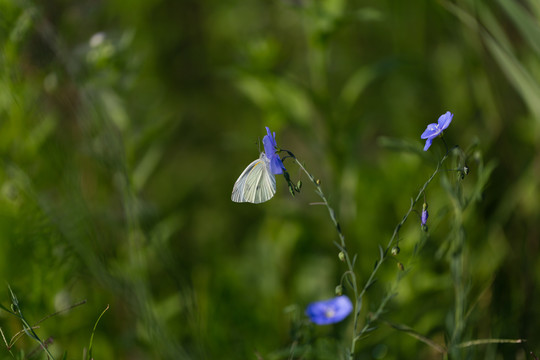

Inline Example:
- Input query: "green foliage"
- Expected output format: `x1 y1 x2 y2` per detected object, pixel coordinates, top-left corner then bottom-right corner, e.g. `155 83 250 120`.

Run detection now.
0 0 538 359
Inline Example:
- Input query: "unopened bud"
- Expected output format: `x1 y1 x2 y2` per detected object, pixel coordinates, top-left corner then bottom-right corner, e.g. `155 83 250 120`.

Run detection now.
338 251 345 262
297 180 302 190
397 262 405 271
421 201 429 228
391 246 400 256
335 285 343 296
316 179 321 186
463 165 470 175
288 184 295 197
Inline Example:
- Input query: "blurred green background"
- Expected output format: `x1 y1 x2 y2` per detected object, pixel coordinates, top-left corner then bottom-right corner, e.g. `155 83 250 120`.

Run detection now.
0 0 539 358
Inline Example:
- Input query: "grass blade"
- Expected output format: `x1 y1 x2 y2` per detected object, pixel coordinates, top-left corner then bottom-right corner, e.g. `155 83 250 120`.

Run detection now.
88 304 109 360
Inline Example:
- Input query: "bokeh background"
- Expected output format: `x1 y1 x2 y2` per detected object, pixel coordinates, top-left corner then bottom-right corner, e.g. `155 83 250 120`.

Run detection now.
0 0 539 359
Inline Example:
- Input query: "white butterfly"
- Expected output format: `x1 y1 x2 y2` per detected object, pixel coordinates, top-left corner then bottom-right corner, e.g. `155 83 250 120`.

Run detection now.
231 152 276 204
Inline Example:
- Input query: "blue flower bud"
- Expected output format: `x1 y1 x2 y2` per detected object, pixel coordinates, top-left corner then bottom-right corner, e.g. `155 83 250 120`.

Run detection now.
421 209 428 226
421 202 429 229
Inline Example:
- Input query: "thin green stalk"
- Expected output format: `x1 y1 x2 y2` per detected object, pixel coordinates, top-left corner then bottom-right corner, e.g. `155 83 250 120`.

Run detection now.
285 146 458 358
381 318 447 354
381 319 525 354
456 338 525 348
288 156 359 357
355 147 457 342
88 304 109 360
7 286 55 360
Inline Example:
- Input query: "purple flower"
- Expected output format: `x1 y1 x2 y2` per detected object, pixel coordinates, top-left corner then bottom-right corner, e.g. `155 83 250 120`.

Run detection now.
420 111 453 151
421 209 428 226
263 127 286 175
421 202 429 231
305 295 353 325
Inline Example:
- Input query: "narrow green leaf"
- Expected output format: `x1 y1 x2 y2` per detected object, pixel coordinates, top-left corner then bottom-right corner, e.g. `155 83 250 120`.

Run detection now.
88 304 110 360
339 66 377 111
444 1 540 121
497 0 540 55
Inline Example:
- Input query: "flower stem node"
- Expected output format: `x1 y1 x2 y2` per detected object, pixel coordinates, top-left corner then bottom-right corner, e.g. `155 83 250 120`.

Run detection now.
391 246 400 256
335 285 343 296
338 251 346 262
459 165 470 179
283 171 291 182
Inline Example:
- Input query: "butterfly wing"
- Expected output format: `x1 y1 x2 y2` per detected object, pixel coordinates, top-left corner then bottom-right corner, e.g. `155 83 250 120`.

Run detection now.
232 153 276 204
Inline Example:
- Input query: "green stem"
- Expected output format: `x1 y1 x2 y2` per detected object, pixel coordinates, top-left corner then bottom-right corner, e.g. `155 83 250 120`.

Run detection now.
355 147 457 341
286 146 457 357
289 157 359 356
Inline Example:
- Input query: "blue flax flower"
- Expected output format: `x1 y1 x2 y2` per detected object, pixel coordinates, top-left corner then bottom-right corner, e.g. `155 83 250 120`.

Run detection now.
263 126 286 175
421 111 453 151
305 295 353 325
